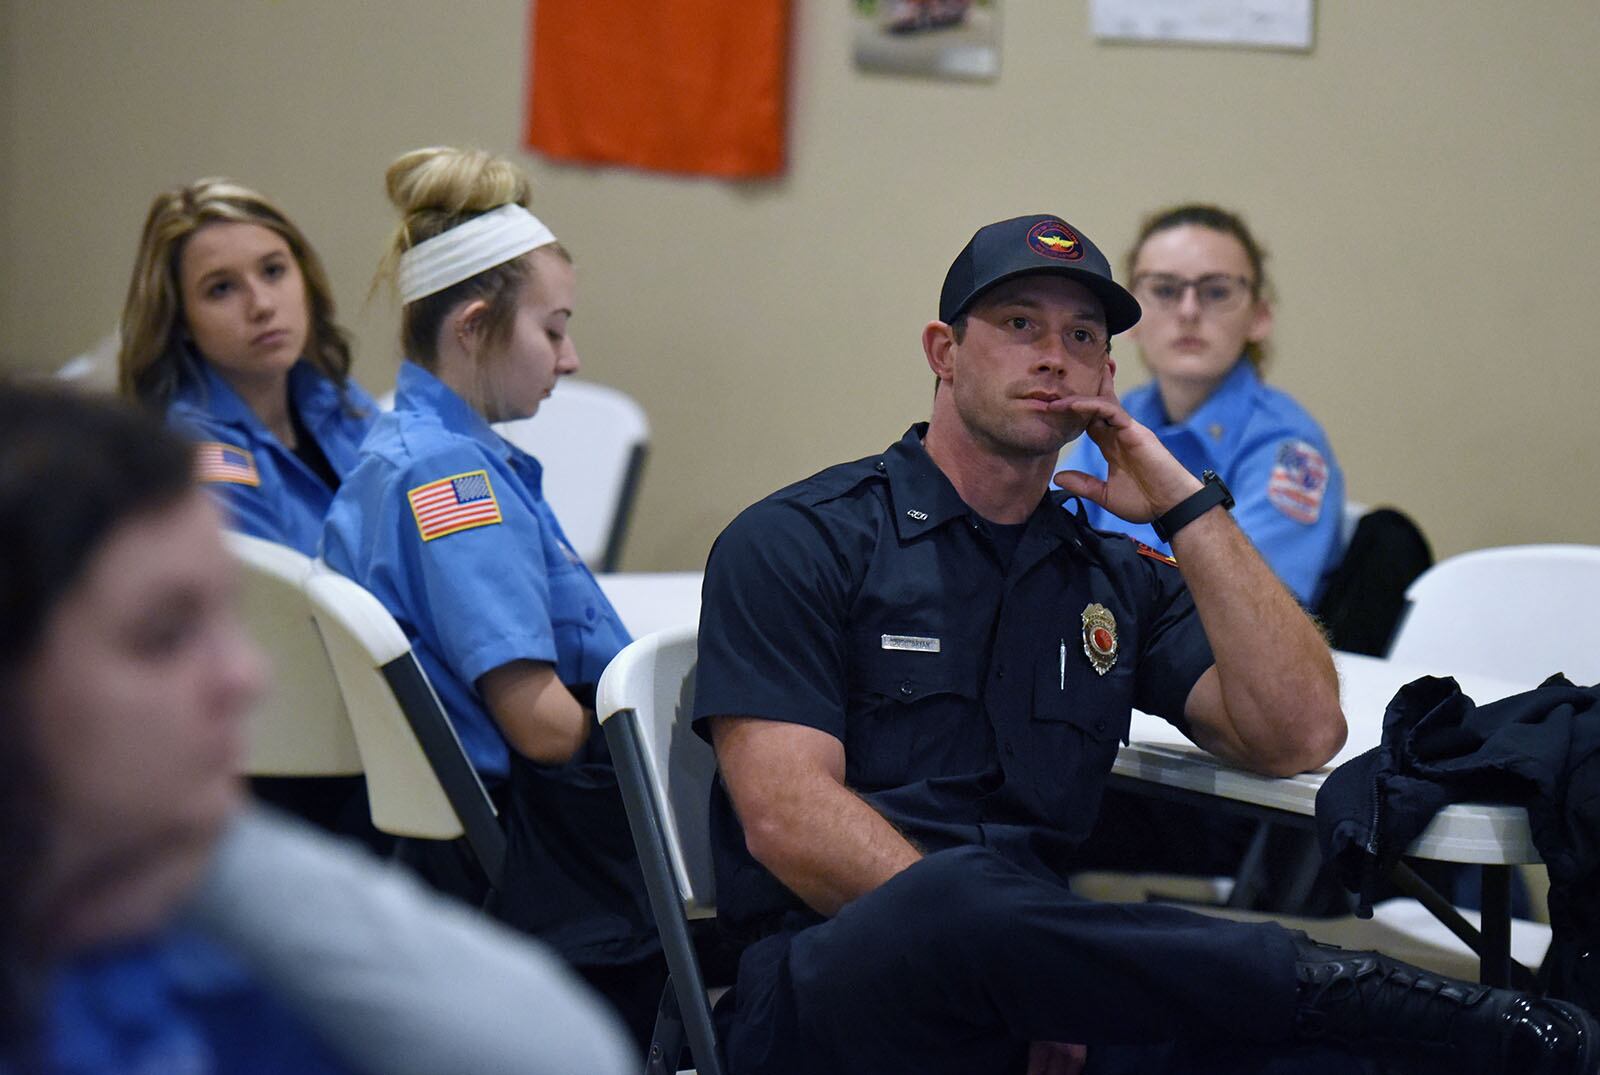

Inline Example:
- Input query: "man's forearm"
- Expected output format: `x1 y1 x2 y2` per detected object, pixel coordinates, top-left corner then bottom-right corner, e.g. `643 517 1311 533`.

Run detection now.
1171 507 1345 776
749 773 923 917
713 715 923 917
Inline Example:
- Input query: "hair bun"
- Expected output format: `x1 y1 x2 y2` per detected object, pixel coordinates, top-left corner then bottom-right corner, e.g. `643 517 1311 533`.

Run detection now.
385 147 530 220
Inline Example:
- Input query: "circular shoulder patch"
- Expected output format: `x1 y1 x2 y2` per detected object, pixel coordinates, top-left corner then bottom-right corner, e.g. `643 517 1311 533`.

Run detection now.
1027 220 1085 261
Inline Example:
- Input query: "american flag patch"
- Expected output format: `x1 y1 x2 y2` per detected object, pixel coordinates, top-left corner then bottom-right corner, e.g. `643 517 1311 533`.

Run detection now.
195 442 260 486
1267 440 1328 524
407 470 503 541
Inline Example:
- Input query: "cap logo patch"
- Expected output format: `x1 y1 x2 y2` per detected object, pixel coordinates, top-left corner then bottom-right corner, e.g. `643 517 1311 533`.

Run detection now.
1027 220 1085 262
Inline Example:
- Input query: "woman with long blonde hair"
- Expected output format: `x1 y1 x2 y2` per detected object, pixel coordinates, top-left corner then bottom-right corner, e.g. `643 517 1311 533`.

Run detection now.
118 178 376 556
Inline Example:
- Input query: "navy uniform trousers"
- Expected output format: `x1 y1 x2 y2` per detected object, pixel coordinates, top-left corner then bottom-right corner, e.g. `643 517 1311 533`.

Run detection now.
722 846 1380 1075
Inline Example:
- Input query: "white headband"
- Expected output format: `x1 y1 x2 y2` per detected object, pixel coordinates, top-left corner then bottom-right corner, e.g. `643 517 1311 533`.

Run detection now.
397 204 557 305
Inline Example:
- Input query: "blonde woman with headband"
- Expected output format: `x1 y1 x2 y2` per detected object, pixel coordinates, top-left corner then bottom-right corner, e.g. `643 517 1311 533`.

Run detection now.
321 147 663 1050
118 179 377 557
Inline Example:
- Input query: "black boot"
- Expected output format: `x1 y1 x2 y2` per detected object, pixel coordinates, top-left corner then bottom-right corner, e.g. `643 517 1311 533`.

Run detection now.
1290 932 1598 1073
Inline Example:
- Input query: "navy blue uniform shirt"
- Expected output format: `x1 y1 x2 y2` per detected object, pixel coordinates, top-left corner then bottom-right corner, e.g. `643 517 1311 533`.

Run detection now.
693 425 1215 935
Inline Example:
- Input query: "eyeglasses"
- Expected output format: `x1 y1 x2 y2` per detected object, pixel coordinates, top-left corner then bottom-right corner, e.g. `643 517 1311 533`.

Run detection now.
1132 273 1256 314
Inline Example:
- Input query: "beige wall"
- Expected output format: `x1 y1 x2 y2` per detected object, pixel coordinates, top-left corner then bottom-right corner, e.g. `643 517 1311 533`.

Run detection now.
4 2 1597 570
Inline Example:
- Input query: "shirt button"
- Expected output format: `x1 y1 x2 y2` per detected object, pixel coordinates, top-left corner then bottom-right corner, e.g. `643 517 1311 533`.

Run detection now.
1004 742 1015 756
585 607 596 622
1094 719 1107 734
996 664 1006 679
899 680 914 697
875 460 887 472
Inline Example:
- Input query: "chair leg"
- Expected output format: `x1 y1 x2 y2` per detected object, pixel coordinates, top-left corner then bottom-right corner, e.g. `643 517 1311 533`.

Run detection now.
1224 820 1275 909
646 977 687 1075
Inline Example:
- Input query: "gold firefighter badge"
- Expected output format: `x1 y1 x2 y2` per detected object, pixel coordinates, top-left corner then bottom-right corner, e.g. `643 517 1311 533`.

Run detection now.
1081 603 1118 676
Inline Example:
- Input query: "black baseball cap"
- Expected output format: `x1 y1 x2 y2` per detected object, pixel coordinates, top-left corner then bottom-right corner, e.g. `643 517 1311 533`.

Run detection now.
939 214 1141 335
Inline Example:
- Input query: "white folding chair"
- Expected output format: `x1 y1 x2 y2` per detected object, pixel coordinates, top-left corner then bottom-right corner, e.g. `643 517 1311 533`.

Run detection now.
54 329 120 391
304 563 506 888
1387 543 1600 687
494 379 649 572
1383 543 1600 933
227 532 362 777
597 572 703 641
225 532 505 887
596 625 720 1075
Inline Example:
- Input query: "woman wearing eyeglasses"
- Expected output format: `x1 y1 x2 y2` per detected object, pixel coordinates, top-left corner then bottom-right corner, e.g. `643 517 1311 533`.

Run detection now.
1060 204 1344 604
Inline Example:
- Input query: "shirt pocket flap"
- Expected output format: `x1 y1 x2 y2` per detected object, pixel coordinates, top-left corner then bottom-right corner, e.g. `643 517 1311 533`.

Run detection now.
1032 653 1133 743
852 633 982 704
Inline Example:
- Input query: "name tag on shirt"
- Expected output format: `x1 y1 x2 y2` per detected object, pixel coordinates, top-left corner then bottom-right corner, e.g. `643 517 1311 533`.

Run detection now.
882 634 940 653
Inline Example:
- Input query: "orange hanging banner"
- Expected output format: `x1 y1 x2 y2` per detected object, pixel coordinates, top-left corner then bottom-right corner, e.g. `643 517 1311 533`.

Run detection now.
525 0 791 179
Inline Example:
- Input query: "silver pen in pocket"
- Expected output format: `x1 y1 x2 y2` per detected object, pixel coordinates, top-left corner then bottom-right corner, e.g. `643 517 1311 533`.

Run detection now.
1059 639 1066 690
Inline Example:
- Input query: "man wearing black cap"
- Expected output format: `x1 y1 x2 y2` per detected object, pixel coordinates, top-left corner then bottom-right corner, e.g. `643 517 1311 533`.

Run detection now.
691 214 1598 1074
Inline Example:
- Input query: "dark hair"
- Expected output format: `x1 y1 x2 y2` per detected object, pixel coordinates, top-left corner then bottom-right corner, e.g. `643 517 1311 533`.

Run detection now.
1128 203 1272 369
0 382 195 1048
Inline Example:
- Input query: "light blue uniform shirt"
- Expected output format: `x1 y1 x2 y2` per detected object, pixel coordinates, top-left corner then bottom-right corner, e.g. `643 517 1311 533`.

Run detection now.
168 360 377 555
1060 359 1344 604
10 928 350 1075
320 362 631 780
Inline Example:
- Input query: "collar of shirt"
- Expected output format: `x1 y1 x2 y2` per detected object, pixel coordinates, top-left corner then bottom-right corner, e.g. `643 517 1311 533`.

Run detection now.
881 423 1091 561
1126 357 1260 466
394 360 509 457
286 360 352 433
174 359 345 442
393 361 544 482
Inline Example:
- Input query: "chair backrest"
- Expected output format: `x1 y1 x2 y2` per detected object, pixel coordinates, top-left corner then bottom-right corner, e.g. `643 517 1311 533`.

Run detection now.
55 329 120 391
597 624 716 917
303 564 506 885
597 625 722 1075
595 571 704 642
1386 543 1600 686
493 379 649 572
226 532 362 777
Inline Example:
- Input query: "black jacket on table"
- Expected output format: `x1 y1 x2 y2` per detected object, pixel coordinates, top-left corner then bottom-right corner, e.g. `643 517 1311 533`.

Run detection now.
1315 674 1600 1009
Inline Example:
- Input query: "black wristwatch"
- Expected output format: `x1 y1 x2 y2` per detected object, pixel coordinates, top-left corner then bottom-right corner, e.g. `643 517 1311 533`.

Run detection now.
1151 470 1234 543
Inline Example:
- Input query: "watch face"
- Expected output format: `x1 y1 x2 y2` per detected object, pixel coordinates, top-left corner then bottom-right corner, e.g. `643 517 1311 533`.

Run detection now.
1201 470 1234 507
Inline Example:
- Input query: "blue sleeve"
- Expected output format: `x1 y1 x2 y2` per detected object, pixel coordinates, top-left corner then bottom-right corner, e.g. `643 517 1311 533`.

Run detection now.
691 497 855 744
207 479 300 546
1056 435 1124 535
387 449 561 687
1058 434 1105 480
1225 431 1345 604
167 411 304 550
1125 543 1216 723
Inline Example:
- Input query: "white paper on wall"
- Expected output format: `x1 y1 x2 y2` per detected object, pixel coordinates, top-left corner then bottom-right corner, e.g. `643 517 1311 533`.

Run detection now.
1090 0 1314 51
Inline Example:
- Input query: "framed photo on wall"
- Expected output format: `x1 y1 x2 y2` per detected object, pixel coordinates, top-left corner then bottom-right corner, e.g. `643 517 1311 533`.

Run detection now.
852 0 1001 81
